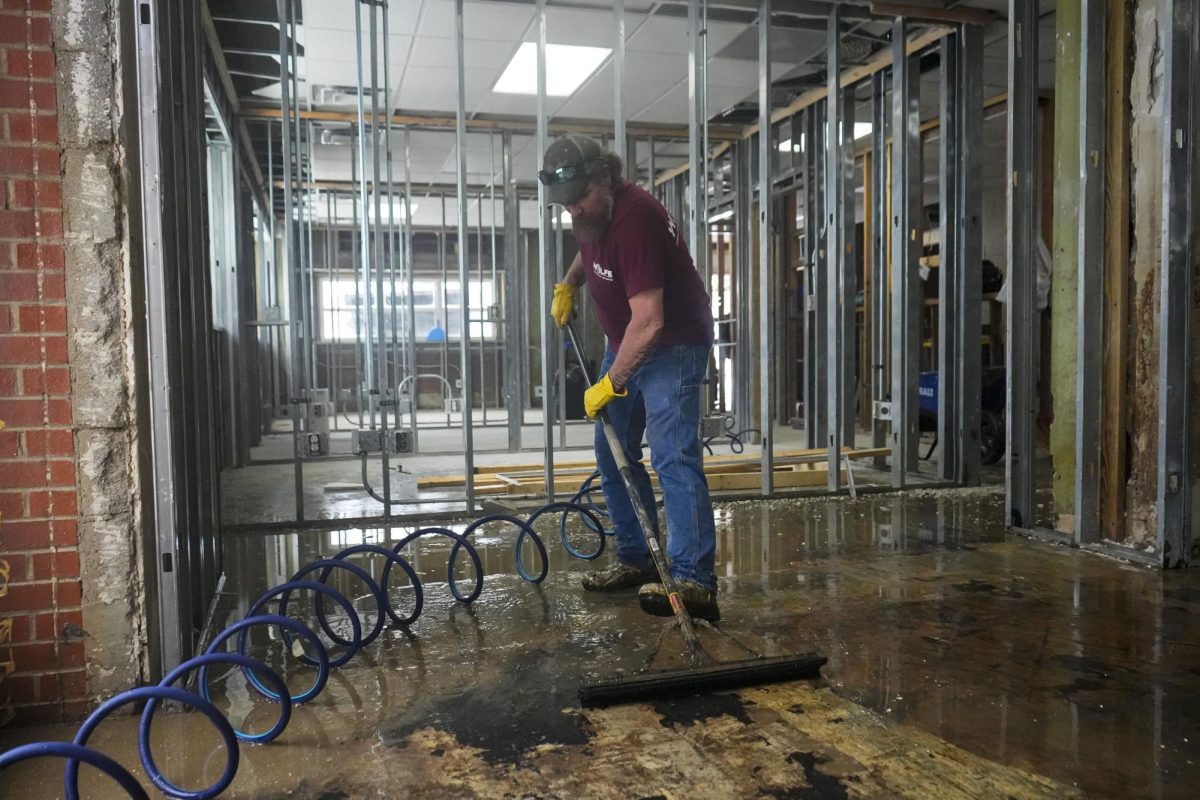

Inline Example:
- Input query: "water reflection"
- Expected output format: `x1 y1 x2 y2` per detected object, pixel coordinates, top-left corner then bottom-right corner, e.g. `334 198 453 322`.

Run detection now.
6 489 1194 799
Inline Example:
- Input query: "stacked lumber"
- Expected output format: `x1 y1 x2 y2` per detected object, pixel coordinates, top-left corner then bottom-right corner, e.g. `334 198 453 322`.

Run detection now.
416 447 891 496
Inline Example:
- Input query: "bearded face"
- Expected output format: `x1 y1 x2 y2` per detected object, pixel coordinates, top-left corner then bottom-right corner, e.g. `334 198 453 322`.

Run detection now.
569 183 615 244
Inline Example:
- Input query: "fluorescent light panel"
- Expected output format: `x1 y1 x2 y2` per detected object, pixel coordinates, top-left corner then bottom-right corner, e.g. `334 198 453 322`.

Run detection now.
493 42 611 97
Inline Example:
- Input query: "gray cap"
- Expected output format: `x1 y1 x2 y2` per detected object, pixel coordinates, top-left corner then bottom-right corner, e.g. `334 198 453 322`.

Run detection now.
539 135 604 206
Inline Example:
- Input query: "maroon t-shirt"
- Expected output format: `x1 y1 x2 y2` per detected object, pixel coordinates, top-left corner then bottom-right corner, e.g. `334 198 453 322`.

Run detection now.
580 183 713 347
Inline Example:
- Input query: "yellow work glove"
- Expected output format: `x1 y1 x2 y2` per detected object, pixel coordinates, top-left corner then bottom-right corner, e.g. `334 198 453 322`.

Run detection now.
550 282 576 328
584 373 627 419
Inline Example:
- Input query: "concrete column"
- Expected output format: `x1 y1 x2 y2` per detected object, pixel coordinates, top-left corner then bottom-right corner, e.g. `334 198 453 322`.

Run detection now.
53 0 145 697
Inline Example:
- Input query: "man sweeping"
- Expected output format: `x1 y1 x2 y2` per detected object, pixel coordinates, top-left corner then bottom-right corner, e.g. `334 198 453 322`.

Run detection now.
539 134 720 622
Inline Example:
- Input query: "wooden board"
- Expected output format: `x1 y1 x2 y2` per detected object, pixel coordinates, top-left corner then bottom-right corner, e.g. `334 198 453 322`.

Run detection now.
418 447 890 494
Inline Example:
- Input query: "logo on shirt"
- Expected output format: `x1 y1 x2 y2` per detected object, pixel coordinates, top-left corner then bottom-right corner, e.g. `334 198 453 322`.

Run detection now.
592 261 613 281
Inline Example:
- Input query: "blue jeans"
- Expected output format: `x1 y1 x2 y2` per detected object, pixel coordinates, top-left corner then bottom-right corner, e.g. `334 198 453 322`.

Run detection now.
595 343 717 592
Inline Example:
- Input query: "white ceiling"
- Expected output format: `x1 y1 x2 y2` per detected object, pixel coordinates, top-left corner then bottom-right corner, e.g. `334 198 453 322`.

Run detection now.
255 0 823 224
246 0 1058 229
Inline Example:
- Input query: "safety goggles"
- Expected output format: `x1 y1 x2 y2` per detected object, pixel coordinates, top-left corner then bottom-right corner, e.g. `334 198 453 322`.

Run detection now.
537 158 602 186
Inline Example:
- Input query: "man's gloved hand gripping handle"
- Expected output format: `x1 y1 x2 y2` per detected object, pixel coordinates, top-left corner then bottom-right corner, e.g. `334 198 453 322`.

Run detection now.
583 372 627 418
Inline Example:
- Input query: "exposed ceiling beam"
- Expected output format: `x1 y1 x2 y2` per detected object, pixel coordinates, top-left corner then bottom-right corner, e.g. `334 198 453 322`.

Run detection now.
653 0 874 19
240 106 743 141
653 23 953 186
273 179 544 197
483 0 875 21
869 2 996 26
753 24 952 135
200 1 269 213
207 0 289 24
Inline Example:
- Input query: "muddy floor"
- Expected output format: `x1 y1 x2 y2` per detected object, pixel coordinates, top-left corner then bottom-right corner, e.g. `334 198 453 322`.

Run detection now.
2 487 1198 798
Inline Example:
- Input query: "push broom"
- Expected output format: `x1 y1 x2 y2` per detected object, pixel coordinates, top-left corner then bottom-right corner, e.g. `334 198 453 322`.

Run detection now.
564 322 827 707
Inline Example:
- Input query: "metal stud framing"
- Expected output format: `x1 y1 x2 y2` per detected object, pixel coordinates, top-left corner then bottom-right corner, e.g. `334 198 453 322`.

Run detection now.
455 0 476 510
536 0 555 500
134 0 182 672
824 5 847 491
938 26 983 487
758 0 773 495
502 131 523 453
802 107 817 447
615 0 626 162
870 71 889 461
805 105 827 449
135 0 225 673
689 0 707 282
368 0 392 510
283 0 306 518
1006 0 1038 528
937 35 960 483
1075 3 1106 544
838 85 856 453
1156 0 1196 566
733 138 754 436
403 126 419 453
890 17 921 488
956 25 983 488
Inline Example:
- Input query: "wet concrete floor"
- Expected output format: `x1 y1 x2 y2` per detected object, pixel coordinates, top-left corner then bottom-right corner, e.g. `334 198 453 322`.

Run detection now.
3 487 1199 798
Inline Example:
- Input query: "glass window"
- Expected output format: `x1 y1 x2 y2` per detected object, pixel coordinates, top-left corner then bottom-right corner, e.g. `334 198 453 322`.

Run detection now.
318 276 499 341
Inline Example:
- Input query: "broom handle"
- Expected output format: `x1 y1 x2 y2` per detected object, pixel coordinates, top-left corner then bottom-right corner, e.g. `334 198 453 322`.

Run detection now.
565 322 707 664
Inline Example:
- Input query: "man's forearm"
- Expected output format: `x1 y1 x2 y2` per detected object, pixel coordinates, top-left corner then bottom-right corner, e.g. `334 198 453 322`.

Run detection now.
609 318 662 389
563 253 585 287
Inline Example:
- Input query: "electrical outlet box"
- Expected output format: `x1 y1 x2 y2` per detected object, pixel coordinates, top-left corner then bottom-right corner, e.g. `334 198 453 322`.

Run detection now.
351 429 383 454
444 397 463 414
700 416 727 439
302 432 329 458
390 429 414 454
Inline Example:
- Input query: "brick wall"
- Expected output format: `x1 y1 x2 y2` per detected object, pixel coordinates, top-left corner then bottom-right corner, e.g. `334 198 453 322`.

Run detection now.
0 0 87 727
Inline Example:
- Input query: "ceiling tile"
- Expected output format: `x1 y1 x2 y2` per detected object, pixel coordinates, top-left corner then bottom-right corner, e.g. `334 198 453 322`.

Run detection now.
542 6 624 48
299 59 364 89
408 35 519 70
630 81 687 123
398 65 495 111
626 15 688 55
415 0 457 39
706 57 795 89
302 29 412 66
624 49 688 78
385 0 426 37
463 0 534 41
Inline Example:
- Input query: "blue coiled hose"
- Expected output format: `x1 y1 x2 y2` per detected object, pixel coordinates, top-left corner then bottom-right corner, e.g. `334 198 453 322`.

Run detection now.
390 526 484 603
68 686 238 800
0 743 150 800
0 473 610 798
563 470 613 541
